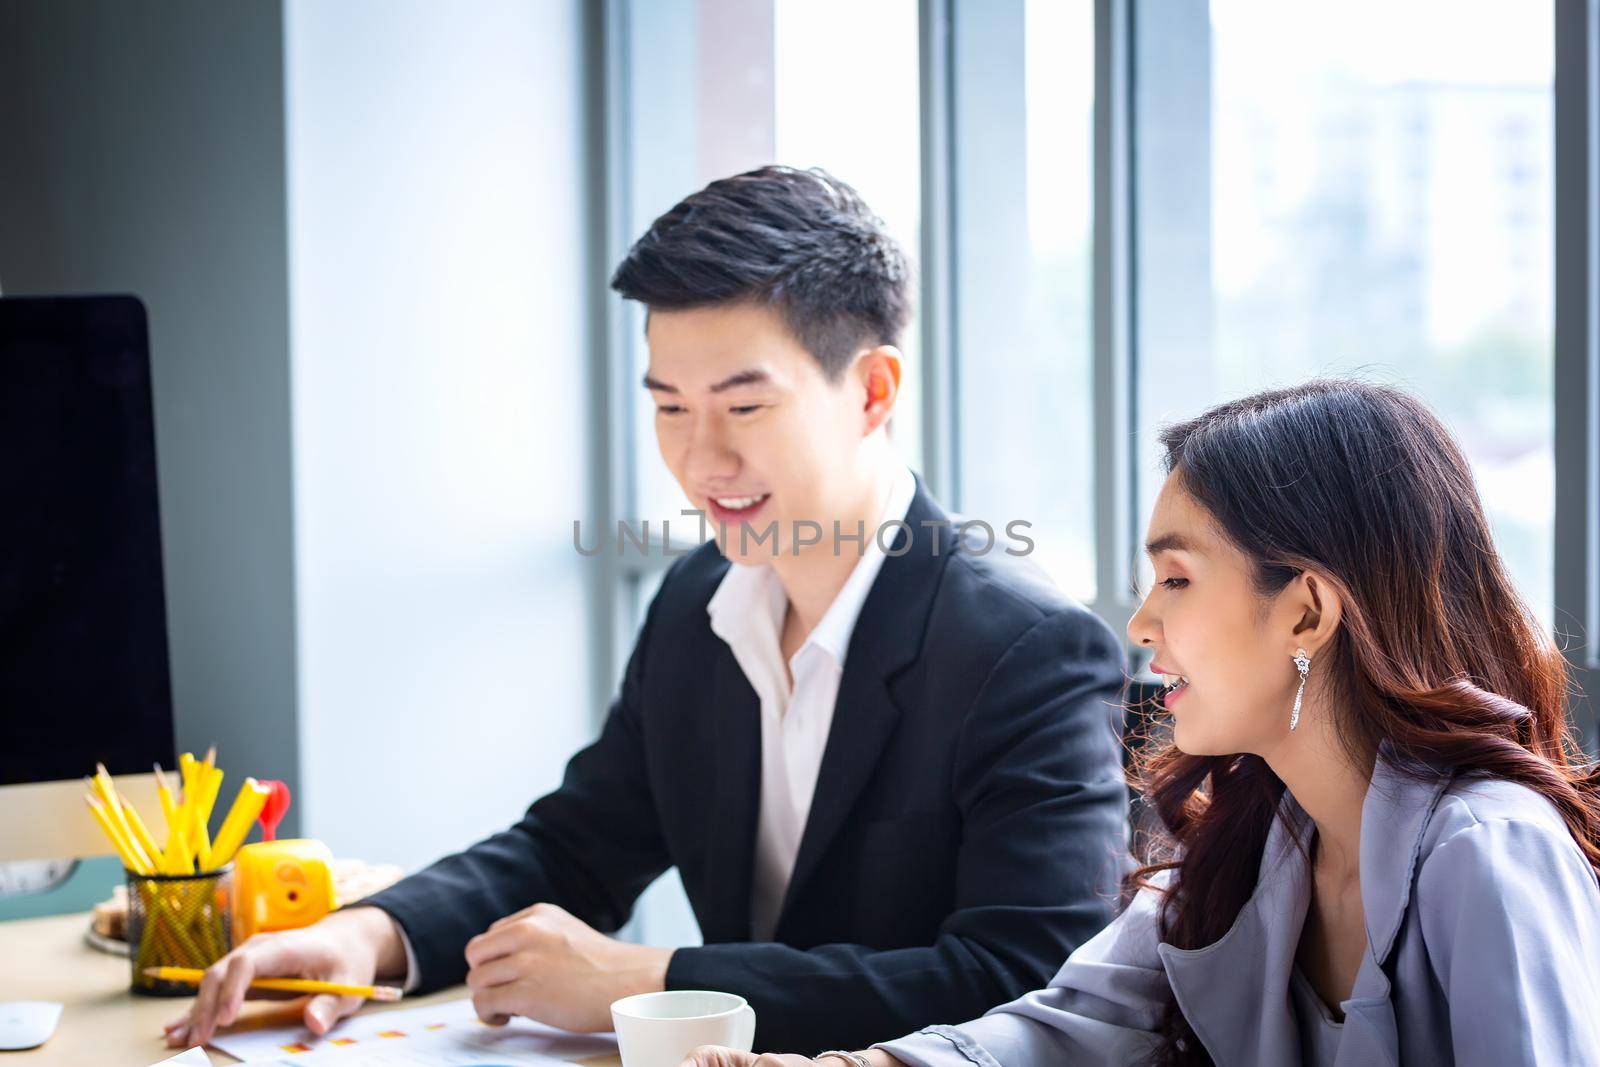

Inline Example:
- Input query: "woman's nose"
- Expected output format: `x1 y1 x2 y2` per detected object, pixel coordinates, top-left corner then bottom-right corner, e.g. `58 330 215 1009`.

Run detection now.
1126 597 1157 648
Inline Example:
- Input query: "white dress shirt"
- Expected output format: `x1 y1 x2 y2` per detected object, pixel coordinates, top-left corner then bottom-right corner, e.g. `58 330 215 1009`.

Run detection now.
706 465 917 940
385 466 918 983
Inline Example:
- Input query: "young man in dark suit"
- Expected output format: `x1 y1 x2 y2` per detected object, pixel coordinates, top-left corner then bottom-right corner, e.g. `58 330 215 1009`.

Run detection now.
170 166 1129 1054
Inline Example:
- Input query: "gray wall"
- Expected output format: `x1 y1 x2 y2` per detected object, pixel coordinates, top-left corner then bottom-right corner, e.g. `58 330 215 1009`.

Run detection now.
1 0 598 887
0 1 302 831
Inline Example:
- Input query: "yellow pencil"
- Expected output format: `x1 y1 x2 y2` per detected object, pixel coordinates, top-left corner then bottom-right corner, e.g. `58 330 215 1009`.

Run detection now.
209 777 271 868
120 797 166 875
178 752 197 817
164 822 195 875
196 744 218 856
153 762 178 829
92 764 152 873
141 967 402 1002
85 795 149 874
176 752 198 868
192 765 224 869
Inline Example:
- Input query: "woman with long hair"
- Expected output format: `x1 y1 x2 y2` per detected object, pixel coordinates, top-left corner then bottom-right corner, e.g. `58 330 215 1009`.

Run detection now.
682 380 1600 1066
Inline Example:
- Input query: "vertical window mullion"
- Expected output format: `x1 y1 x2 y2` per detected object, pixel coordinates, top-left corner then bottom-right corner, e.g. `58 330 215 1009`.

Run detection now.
1091 0 1141 641
590 0 631 726
919 0 959 507
1554 0 1599 750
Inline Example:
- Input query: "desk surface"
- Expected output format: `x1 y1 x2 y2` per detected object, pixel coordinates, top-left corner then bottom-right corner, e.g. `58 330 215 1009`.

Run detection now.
0 911 622 1067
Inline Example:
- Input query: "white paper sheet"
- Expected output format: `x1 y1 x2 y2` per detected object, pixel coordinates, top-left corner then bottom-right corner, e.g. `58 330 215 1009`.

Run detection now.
208 997 617 1066
148 1048 212 1067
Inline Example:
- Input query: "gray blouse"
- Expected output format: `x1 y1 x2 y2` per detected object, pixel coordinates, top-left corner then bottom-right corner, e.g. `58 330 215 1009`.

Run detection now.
1290 965 1343 1066
876 752 1600 1067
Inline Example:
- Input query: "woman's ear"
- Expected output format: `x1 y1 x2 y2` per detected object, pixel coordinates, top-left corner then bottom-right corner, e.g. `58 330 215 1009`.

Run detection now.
1286 572 1337 655
1289 570 1344 657
856 346 903 434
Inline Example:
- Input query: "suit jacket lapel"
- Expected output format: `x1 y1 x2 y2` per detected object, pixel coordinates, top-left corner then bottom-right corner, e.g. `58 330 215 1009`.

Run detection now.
775 481 952 931
702 640 762 943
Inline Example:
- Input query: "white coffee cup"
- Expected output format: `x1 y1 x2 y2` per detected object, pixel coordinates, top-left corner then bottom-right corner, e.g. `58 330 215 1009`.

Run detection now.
610 990 757 1067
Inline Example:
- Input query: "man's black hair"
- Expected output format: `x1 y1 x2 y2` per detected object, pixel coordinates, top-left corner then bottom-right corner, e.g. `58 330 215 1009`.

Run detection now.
609 165 912 381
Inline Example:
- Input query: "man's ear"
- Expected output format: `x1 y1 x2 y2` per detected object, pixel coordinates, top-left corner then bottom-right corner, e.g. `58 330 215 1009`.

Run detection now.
1287 570 1344 658
856 345 903 435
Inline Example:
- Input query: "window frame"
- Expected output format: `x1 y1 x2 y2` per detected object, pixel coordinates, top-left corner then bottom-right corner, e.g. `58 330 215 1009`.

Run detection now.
590 0 1600 753
1554 0 1599 749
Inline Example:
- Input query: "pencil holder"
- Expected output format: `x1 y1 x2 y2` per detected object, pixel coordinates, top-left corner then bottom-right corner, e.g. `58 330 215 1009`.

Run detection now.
126 865 233 996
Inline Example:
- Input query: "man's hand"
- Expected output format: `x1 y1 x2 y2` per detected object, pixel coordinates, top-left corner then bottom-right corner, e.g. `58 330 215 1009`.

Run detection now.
464 902 672 1032
163 905 407 1049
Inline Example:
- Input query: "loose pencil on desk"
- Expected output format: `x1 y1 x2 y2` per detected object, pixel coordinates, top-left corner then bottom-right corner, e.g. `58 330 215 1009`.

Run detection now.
142 967 402 1002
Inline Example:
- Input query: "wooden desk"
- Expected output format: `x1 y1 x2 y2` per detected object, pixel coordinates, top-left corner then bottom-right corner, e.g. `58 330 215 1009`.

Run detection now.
0 911 623 1066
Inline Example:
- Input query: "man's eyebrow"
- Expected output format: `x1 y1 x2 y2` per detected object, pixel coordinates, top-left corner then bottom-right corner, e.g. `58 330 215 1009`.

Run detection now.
640 369 773 395
1145 533 1196 558
709 369 772 393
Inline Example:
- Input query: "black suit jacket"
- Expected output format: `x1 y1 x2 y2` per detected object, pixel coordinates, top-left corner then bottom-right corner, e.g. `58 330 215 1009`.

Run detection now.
363 482 1130 1052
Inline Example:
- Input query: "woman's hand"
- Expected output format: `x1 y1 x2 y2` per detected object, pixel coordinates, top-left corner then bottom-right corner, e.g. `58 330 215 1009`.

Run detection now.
678 1049 906 1067
678 1050 815 1067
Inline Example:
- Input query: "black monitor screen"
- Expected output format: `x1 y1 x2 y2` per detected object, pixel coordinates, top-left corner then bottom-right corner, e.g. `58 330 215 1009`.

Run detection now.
0 295 176 784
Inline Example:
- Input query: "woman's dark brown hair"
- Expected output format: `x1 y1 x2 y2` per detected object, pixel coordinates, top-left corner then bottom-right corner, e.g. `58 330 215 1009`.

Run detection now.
1131 380 1600 1066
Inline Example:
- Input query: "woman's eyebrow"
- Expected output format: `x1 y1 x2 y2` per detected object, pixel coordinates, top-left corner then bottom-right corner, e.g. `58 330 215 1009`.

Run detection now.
1145 532 1197 558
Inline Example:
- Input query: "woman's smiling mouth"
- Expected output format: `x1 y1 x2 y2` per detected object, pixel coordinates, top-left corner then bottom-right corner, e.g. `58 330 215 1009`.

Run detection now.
1150 662 1191 709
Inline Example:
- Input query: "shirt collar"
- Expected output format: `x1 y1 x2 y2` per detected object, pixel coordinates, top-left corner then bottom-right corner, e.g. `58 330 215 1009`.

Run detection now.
1356 745 1452 964
706 465 917 670
1270 744 1452 964
806 464 917 665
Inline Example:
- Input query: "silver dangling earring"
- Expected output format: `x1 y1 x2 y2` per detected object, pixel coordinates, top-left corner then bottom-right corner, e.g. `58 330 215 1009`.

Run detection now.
1289 647 1311 731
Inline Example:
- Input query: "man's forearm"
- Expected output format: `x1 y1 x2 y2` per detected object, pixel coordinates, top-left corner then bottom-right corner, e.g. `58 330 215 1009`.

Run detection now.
667 936 1012 1053
612 943 674 1000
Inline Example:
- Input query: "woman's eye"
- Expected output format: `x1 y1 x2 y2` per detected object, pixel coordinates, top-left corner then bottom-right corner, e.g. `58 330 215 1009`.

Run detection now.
729 404 762 416
656 405 685 416
1160 577 1189 590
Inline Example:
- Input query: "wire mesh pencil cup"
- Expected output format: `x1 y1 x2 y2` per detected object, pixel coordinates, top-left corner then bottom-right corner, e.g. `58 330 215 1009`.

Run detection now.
126 865 233 995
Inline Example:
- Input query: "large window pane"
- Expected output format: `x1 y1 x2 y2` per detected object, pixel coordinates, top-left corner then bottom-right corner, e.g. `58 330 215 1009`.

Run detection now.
953 0 1097 599
614 0 920 947
1136 0 1555 622
623 0 921 538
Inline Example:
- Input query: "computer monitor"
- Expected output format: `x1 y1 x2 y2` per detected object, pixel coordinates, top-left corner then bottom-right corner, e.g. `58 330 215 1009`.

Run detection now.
0 295 175 864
